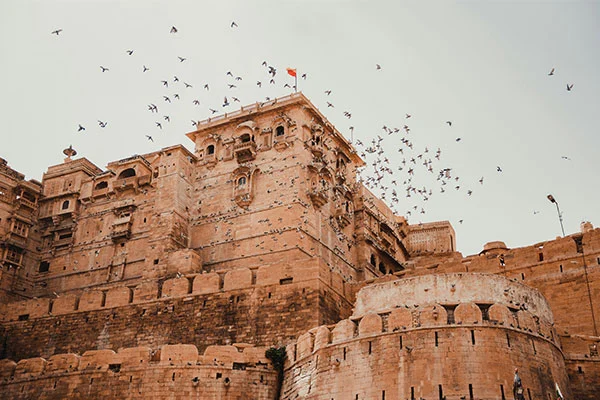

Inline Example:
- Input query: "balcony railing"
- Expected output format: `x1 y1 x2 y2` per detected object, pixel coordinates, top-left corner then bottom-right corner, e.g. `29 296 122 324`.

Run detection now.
308 189 328 208
16 197 36 210
114 176 138 191
233 141 257 162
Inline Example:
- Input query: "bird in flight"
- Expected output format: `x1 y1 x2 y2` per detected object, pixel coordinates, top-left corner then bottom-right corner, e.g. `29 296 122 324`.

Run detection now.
170 26 178 33
231 21 238 28
459 219 464 224
479 177 484 185
232 97 240 102
148 104 158 113
496 166 503 172
178 56 186 63
209 108 217 114
324 90 332 95
228 84 237 89
126 50 134 55
223 97 230 107
327 102 334 108
533 211 540 215
100 66 109 72
184 82 193 88
301 73 307 80
163 96 171 103
146 135 153 142
561 156 571 160
256 81 262 87
173 94 180 100
161 80 168 87
163 115 170 122
98 120 107 128
405 114 411 119
192 99 200 106
156 122 162 129
446 121 452 127
51 29 63 35
455 138 461 142
376 64 382 70
173 76 179 82
204 84 209 90
566 84 574 91
143 65 150 72
548 68 555 76
78 124 85 132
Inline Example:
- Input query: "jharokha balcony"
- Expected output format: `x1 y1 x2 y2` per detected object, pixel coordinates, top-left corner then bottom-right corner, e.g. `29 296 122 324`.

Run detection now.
233 141 257 163
308 188 329 208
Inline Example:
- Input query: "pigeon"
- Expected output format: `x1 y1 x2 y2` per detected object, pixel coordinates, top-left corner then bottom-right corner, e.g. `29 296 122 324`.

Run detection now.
143 65 150 72
455 138 461 142
192 99 200 106
231 21 238 28
324 90 332 95
146 135 153 142
184 82 193 88
561 156 571 161
177 56 186 62
548 68 555 76
223 97 230 107
156 122 162 129
126 50 134 55
161 80 169 87
98 120 107 128
170 26 178 33
376 64 381 70
566 84 573 91
78 124 85 132
446 121 452 126
100 66 109 72
497 166 503 172
51 29 63 35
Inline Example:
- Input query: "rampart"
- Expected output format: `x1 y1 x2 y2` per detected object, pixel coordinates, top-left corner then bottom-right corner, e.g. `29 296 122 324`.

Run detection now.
0 261 354 361
0 343 277 399
281 273 571 400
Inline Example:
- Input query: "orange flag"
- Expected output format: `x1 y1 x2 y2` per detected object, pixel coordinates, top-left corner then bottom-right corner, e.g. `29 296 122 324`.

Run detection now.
286 68 297 77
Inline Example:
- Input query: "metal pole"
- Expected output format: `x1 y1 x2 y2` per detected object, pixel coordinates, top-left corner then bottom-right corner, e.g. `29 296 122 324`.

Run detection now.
554 202 566 237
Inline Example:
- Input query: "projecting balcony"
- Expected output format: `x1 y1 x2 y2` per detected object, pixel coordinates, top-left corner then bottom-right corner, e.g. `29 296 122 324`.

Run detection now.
308 189 328 208
233 141 257 163
308 142 324 158
114 176 138 192
15 197 36 210
379 230 395 248
111 217 132 241
333 209 353 229
4 232 27 247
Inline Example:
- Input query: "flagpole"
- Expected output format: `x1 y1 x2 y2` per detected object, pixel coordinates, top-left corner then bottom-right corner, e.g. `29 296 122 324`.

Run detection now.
295 74 298 93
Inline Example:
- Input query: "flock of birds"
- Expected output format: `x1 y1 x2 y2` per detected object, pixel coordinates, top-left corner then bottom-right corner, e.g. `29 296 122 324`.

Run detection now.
49 22 575 228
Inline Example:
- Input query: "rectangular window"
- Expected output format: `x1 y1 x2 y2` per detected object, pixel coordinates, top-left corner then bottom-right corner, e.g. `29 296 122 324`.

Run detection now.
471 330 476 345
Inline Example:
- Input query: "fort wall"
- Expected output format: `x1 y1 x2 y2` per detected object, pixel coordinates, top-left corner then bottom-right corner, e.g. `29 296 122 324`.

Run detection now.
282 273 571 400
0 344 277 399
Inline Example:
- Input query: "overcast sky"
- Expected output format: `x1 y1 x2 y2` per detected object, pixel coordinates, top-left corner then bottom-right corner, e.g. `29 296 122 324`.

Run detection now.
1 1 599 256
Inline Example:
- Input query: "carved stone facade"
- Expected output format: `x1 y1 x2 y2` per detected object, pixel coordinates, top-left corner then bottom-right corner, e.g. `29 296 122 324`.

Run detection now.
0 93 597 399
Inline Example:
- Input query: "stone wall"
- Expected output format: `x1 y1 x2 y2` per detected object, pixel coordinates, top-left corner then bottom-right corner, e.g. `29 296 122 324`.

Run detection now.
0 344 277 399
0 262 353 361
282 274 571 400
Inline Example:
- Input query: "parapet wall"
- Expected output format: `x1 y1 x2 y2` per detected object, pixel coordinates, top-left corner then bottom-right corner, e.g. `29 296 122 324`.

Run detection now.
0 344 277 400
281 274 571 400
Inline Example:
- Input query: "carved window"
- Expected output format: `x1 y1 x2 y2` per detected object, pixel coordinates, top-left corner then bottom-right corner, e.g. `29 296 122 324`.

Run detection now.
62 200 70 210
11 220 29 237
240 133 252 143
237 176 247 187
276 126 285 137
118 168 136 179
207 145 215 155
94 181 108 190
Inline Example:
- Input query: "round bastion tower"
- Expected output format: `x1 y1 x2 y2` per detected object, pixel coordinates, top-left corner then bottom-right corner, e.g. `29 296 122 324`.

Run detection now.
282 273 571 400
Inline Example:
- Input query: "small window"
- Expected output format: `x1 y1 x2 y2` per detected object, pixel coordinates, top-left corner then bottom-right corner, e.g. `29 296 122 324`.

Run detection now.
370 254 376 266
39 261 50 273
61 200 70 210
240 133 251 143
276 126 285 137
378 262 386 274
94 181 108 190
237 176 247 187
207 145 215 155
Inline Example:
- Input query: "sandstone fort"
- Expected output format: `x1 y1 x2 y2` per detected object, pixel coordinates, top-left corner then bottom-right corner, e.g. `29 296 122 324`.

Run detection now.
0 93 597 399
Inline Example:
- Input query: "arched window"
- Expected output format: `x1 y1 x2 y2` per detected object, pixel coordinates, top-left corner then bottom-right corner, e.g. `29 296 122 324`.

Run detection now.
240 133 251 143
62 200 70 210
237 176 247 187
94 181 108 190
276 126 285 137
117 168 136 179
207 145 215 155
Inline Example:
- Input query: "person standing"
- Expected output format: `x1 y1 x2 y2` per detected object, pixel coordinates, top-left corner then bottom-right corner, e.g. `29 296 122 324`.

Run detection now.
513 368 526 400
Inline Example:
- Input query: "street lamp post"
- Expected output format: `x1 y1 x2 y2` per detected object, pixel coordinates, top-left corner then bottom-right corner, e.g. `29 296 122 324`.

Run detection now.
547 194 566 237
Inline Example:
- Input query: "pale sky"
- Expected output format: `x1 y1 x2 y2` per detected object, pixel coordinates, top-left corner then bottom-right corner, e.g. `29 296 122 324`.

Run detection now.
1 1 599 256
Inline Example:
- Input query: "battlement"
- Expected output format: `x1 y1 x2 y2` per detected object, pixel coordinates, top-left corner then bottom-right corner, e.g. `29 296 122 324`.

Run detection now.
0 344 277 399
0 262 333 322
